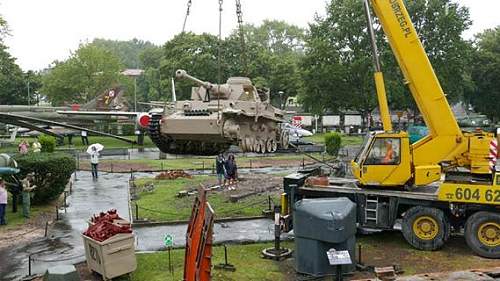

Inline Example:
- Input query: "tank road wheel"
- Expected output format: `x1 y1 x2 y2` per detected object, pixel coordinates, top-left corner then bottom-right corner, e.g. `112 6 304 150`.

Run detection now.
465 211 500 258
259 139 266 154
267 139 277 153
253 139 260 153
247 138 254 153
280 131 289 150
401 206 450 251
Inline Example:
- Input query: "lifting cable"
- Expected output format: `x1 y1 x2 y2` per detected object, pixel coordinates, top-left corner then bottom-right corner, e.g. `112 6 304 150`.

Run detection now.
182 0 193 33
217 0 223 121
235 0 248 76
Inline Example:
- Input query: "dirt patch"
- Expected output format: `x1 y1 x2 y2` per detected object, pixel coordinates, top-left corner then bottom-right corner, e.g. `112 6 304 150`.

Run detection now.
248 158 314 169
0 202 58 250
218 174 283 196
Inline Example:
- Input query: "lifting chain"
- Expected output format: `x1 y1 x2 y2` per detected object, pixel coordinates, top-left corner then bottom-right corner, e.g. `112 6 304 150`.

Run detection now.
235 0 248 76
182 0 193 33
218 0 223 84
217 0 224 120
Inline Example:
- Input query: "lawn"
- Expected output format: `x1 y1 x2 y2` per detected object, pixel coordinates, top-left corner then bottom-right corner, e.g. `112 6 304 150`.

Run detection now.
65 135 156 150
133 176 279 222
114 232 500 281
304 133 364 146
0 135 155 153
116 242 293 281
92 152 333 172
0 194 54 232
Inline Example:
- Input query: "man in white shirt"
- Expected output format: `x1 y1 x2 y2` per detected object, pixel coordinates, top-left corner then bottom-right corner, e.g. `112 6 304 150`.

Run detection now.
81 130 89 145
90 146 99 179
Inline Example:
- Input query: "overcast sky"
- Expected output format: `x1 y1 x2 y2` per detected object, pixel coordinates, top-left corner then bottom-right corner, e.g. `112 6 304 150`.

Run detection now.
2 0 499 71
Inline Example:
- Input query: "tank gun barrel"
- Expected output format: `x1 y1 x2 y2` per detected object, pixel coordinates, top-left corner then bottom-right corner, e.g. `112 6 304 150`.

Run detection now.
175 69 214 90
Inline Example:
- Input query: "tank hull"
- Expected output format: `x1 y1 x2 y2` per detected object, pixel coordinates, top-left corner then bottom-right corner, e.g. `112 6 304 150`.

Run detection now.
147 71 289 155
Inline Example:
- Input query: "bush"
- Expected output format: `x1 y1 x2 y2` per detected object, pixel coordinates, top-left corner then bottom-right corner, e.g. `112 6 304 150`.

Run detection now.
39 135 56 152
325 132 342 156
14 153 76 204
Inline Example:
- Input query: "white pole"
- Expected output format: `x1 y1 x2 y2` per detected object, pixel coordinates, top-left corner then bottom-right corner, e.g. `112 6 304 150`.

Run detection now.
134 77 137 112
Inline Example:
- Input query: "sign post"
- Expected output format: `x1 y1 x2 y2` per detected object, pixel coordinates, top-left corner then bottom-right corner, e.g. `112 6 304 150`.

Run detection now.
326 248 352 281
164 234 174 277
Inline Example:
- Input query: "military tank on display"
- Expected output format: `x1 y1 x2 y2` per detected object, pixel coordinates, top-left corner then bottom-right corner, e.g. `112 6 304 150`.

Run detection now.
147 69 289 155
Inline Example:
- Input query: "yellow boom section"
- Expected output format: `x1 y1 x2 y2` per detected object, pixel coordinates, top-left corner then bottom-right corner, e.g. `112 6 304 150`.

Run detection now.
370 0 465 167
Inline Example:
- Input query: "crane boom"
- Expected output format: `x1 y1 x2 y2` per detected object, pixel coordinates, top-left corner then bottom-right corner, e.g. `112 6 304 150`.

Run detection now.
351 0 494 188
371 0 463 165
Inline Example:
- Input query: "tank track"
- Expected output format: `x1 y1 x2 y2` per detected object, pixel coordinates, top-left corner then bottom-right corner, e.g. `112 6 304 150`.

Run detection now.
147 113 230 155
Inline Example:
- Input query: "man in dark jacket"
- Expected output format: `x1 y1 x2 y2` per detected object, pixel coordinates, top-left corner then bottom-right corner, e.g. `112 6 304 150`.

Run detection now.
224 154 238 190
215 154 225 187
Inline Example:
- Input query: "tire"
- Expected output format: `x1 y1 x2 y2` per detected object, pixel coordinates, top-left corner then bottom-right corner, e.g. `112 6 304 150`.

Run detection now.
465 211 500 259
401 206 450 251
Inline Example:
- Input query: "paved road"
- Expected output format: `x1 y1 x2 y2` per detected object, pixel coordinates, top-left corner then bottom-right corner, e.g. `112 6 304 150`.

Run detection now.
0 169 292 281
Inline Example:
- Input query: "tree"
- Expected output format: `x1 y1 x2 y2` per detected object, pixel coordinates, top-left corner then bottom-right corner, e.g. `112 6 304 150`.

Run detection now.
301 0 377 121
41 44 124 105
0 44 26 104
159 32 222 100
301 0 472 122
224 20 306 107
0 13 9 42
0 15 27 105
90 38 157 69
468 27 500 122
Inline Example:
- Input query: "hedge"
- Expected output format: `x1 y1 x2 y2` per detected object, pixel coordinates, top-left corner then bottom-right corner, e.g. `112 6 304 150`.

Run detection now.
14 153 76 204
325 132 342 156
39 135 56 152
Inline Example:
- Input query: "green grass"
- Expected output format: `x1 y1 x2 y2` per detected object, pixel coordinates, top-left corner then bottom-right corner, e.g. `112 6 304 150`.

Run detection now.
0 194 54 232
133 176 278 222
97 153 332 172
116 233 500 281
115 242 293 281
66 135 155 150
304 133 364 146
0 135 155 153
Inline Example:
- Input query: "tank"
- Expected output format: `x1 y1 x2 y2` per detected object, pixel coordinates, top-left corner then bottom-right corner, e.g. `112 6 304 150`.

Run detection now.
147 69 289 155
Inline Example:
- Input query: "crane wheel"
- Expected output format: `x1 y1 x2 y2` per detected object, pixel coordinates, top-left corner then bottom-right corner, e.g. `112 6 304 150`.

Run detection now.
465 211 500 259
401 206 450 251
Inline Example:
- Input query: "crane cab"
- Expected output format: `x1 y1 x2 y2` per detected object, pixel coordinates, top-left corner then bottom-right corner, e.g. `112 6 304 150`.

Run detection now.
351 131 413 187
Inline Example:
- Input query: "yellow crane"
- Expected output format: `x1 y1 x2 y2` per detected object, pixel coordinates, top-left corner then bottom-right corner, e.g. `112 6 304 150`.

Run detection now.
281 0 500 260
351 0 495 188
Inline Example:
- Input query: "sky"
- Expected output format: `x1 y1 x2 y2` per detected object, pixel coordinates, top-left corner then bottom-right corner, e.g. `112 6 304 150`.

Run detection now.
1 0 499 71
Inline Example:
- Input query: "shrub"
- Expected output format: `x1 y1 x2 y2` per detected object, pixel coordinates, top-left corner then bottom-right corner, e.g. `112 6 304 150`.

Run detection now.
325 132 342 156
39 135 56 152
14 153 76 204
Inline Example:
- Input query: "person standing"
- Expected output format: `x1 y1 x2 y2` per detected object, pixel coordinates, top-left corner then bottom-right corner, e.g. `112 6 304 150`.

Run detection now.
0 179 8 225
81 130 89 145
224 154 238 190
18 140 29 154
90 146 100 179
215 154 226 188
21 173 36 219
32 139 42 153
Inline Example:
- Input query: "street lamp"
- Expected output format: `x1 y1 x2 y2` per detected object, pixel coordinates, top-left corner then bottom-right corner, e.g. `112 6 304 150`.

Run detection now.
121 69 144 112
27 80 30 106
278 91 284 109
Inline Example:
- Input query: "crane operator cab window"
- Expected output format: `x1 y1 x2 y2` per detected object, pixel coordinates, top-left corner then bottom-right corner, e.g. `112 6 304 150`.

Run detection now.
365 138 400 165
